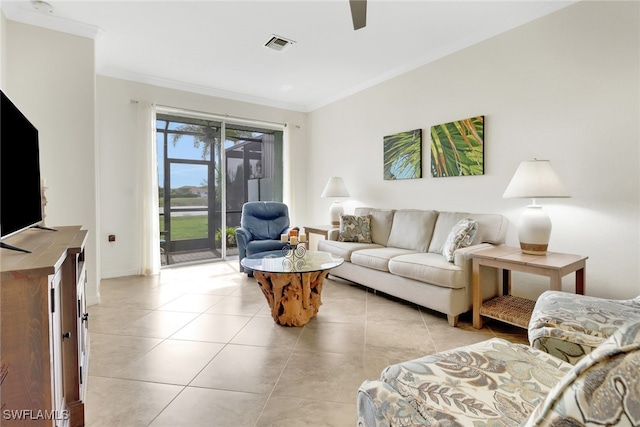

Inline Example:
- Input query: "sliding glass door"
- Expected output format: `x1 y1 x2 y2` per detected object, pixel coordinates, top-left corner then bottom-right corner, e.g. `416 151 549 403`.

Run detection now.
156 113 283 266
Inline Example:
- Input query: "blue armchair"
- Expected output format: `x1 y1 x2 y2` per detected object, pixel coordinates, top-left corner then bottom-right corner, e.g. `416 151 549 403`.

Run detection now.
235 201 292 274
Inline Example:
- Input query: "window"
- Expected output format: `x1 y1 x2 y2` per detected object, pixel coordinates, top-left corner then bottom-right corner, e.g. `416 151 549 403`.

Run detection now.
156 113 283 265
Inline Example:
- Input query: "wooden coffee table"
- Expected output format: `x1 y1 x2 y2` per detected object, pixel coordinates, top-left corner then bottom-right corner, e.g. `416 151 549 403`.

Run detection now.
241 249 344 326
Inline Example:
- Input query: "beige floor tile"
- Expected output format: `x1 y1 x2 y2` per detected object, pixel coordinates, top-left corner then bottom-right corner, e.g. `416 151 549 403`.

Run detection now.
100 274 161 290
148 387 268 427
109 310 200 339
230 316 303 347
296 320 365 355
365 293 427 324
88 333 162 377
256 303 275 318
256 395 356 426
112 339 225 385
157 293 225 313
170 312 252 343
428 321 497 352
322 278 368 299
160 261 237 283
85 376 183 427
272 350 366 404
87 306 153 335
97 287 184 310
189 279 242 297
86 259 530 427
205 293 266 316
365 318 436 361
191 344 292 394
363 353 398 380
316 294 367 324
187 275 250 296
230 279 267 297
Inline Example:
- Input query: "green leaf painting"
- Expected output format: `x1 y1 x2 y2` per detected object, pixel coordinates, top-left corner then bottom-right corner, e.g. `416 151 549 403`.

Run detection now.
430 116 484 177
383 129 422 180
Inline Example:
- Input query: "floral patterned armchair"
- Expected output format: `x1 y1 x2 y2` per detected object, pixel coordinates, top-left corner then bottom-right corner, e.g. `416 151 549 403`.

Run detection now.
357 320 640 426
528 290 640 364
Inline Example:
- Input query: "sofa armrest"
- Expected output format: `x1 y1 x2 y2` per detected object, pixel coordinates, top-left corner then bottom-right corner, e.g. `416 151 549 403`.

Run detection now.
327 227 340 241
357 380 429 427
452 243 494 266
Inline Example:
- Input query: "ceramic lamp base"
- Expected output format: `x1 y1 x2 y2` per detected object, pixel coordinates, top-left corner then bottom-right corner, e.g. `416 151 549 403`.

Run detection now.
329 201 344 227
518 204 551 256
519 242 549 255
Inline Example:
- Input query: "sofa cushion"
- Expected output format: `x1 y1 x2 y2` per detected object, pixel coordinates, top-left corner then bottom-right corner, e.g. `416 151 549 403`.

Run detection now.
388 252 466 289
338 214 372 243
386 209 438 252
351 247 417 272
429 212 508 254
442 219 478 262
355 207 395 246
317 239 383 262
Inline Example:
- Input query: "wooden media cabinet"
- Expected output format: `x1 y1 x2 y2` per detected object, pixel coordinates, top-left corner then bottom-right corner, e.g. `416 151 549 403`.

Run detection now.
1 226 89 426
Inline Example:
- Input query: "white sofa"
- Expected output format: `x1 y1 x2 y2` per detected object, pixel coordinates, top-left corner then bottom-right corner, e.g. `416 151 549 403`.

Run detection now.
317 207 508 326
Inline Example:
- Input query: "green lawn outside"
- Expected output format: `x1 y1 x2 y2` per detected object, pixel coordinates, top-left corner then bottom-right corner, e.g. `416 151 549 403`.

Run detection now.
159 197 208 207
165 215 208 240
159 198 239 242
160 214 237 244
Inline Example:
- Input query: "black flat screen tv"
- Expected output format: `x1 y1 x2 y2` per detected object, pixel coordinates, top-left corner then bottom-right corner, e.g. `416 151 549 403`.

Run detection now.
1 90 43 245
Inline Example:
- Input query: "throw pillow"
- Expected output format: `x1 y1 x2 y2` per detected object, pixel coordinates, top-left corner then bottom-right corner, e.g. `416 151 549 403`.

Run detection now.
442 219 478 262
338 214 372 243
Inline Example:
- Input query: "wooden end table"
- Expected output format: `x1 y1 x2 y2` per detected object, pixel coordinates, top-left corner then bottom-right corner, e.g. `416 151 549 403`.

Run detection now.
472 246 587 329
303 225 334 249
241 250 344 326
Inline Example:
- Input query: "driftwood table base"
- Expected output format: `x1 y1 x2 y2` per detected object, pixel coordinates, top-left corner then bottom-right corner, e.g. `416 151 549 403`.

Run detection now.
253 270 329 326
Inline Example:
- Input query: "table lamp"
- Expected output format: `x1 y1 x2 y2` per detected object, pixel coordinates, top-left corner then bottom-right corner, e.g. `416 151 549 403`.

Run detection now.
502 159 569 255
321 177 350 226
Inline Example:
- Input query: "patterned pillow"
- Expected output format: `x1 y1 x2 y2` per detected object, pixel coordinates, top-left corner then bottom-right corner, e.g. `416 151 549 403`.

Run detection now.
442 219 478 262
339 214 372 243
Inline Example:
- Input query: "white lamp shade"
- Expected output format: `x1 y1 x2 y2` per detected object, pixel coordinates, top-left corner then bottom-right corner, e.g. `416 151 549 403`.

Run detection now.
503 159 569 199
321 177 350 198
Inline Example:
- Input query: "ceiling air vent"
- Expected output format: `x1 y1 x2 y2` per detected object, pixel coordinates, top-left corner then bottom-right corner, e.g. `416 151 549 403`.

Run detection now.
265 35 295 52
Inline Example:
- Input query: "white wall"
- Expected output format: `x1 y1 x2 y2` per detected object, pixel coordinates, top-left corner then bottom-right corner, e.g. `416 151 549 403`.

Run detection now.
306 1 640 299
4 21 100 303
1 11 5 87
96 77 308 279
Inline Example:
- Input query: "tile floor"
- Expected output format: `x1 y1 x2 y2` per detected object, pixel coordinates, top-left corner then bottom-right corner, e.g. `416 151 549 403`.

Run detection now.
86 260 528 427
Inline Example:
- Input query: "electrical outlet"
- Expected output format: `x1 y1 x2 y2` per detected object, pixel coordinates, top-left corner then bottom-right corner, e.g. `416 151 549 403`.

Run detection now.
108 234 116 242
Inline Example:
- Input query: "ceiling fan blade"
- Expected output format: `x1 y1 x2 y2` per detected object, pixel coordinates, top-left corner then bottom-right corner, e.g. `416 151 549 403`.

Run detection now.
349 0 367 30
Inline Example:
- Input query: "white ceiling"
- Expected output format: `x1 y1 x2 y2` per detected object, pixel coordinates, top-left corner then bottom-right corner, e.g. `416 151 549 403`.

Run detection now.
2 0 577 112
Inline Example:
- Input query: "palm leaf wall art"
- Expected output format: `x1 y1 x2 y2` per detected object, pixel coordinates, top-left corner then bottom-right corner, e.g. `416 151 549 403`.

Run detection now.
383 129 422 180
430 116 484 177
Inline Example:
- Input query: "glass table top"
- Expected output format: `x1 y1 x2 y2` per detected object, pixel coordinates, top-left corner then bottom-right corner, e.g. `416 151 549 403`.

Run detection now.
241 250 344 273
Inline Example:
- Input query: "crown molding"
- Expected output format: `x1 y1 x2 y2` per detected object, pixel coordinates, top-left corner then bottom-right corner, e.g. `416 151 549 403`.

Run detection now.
2 2 103 40
98 67 309 113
